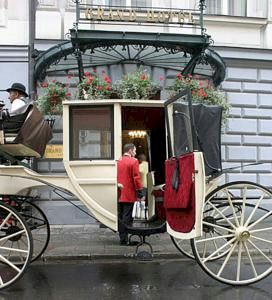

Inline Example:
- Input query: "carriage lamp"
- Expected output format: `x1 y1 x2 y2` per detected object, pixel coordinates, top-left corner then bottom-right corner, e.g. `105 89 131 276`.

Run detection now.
128 130 147 138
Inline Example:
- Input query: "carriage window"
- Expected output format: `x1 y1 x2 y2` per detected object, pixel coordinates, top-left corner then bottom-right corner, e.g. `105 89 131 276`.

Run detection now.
70 106 113 160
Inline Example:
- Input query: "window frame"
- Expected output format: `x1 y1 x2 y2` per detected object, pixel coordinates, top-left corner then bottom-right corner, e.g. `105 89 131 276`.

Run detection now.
69 105 114 161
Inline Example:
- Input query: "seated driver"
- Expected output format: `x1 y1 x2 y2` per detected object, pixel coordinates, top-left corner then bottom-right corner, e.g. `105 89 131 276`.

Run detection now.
1 83 30 133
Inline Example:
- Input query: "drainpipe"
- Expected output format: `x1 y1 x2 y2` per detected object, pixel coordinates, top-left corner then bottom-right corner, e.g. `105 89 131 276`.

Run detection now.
28 0 38 101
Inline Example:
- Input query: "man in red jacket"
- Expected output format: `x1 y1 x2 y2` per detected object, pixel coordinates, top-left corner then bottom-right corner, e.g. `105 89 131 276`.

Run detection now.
117 143 144 245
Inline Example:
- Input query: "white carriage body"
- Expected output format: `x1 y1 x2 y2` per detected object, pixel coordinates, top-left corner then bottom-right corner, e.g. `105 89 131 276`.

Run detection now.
0 99 206 237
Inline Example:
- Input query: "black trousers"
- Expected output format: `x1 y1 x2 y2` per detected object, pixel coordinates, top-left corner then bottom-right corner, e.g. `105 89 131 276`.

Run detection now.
118 202 134 243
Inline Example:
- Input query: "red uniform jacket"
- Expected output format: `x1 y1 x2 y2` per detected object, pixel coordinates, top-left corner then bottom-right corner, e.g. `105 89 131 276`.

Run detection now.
117 155 143 203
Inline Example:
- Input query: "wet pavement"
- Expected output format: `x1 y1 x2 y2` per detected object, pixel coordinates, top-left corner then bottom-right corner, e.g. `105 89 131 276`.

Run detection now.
41 224 180 260
3 259 272 300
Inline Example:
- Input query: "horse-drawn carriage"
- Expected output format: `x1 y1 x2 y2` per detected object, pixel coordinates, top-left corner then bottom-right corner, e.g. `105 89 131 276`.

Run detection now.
0 88 272 289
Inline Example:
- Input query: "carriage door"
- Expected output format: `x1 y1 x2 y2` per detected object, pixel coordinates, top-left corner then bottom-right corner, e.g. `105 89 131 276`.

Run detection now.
164 89 205 239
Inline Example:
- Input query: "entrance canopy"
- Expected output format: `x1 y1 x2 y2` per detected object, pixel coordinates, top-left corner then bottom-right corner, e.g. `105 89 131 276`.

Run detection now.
34 1 226 87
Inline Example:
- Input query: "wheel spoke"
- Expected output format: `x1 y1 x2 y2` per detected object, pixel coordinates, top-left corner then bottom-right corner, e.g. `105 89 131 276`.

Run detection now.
250 227 272 233
250 235 272 244
0 246 28 253
0 254 21 273
239 186 247 226
0 213 12 229
225 189 240 227
202 237 236 263
247 239 272 264
242 241 258 278
217 241 238 276
0 229 26 243
244 194 264 227
207 200 237 230
248 210 272 230
236 242 242 281
196 233 233 244
202 221 235 233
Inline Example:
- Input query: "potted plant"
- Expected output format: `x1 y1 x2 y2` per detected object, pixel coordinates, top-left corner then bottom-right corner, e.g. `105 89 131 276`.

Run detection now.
112 68 161 100
77 71 112 100
170 73 230 120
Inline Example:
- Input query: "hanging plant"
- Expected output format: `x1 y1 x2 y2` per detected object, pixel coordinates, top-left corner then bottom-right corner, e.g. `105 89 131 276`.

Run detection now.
170 73 230 120
36 80 72 116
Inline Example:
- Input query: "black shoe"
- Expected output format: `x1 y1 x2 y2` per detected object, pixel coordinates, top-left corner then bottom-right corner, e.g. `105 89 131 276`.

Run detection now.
120 240 128 246
127 241 139 246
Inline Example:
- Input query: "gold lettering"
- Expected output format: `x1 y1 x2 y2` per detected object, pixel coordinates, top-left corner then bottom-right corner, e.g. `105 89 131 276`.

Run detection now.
97 7 104 20
129 9 136 21
157 11 166 23
146 10 156 22
108 8 115 20
167 11 176 23
85 8 93 19
187 12 194 24
116 9 124 20
178 11 185 24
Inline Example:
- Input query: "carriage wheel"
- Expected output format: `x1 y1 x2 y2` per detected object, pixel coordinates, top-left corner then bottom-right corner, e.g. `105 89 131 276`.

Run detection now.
170 237 195 259
0 201 33 289
191 181 272 285
170 193 239 260
13 199 50 263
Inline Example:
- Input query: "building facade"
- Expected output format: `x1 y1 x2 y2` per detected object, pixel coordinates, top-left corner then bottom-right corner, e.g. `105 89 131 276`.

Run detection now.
1 0 272 224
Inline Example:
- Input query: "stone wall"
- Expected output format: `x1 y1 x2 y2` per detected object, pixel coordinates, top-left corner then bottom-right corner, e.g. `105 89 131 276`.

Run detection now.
221 65 272 188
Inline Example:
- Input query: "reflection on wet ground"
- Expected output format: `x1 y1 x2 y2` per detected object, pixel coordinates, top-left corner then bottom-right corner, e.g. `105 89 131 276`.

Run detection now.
1 259 272 300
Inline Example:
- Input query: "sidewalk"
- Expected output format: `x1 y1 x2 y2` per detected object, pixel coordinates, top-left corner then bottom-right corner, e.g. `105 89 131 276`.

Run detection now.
41 224 183 261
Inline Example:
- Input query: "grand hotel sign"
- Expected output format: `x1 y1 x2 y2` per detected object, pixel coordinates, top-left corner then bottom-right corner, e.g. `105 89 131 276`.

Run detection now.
83 6 196 25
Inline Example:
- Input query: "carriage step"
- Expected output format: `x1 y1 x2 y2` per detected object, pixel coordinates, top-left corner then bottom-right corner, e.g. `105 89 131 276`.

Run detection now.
124 219 166 260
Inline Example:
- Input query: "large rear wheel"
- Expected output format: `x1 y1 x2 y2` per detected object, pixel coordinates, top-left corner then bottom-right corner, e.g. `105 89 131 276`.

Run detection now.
192 181 272 285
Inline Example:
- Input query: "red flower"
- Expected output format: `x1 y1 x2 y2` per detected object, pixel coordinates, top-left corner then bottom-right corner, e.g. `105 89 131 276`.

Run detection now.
85 79 91 85
41 82 48 88
97 85 103 91
106 85 111 91
140 74 147 80
67 73 73 79
52 79 57 83
93 69 97 73
104 76 111 83
66 92 72 97
84 71 91 76
177 73 182 80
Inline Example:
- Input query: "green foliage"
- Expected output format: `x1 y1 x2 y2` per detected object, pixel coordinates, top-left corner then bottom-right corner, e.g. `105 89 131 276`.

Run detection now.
77 71 112 100
113 68 160 100
36 81 71 115
170 73 230 120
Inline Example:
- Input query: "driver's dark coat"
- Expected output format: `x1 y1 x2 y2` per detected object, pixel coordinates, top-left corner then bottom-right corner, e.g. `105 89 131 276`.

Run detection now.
117 155 142 203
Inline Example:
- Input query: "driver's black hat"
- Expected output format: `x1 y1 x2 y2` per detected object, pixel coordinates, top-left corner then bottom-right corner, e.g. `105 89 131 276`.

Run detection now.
6 82 28 98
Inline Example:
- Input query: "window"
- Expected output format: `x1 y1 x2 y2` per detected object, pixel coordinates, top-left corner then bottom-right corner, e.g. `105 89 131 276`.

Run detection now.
205 0 267 17
106 0 126 6
70 106 114 160
131 0 152 8
205 0 222 15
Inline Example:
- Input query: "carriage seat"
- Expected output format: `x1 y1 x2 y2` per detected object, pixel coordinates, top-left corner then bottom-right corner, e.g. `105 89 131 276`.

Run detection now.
4 104 33 143
1 104 52 160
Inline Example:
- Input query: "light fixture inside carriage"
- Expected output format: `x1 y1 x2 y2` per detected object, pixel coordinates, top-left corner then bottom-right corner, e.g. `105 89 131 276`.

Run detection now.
128 130 147 139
